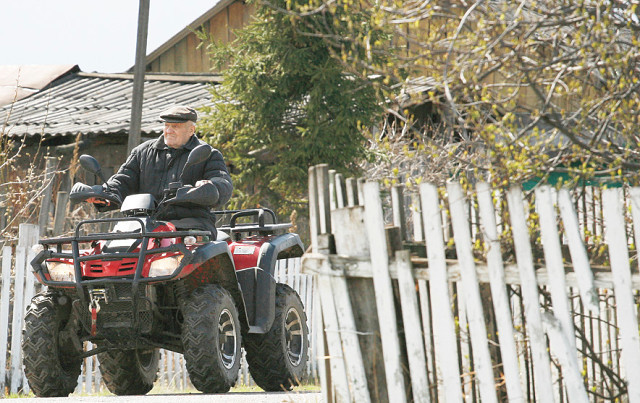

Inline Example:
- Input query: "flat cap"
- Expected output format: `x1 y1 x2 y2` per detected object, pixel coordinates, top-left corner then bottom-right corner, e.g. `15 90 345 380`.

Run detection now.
159 105 198 123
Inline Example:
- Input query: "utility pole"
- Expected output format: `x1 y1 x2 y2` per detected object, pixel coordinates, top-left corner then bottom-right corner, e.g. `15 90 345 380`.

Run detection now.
128 0 150 153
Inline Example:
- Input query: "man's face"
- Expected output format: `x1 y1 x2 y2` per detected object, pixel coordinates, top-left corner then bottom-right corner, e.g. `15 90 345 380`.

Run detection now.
163 121 195 149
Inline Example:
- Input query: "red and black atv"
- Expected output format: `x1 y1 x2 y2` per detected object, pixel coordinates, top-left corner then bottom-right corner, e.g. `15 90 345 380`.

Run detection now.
23 145 308 397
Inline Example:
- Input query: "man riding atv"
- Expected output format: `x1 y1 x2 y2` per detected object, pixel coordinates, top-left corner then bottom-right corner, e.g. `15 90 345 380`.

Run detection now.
22 105 309 397
73 104 232 237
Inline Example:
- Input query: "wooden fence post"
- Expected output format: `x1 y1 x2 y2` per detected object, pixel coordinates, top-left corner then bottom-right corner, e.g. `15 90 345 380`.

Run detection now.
38 156 57 235
357 178 365 206
53 191 70 235
331 206 389 400
628 188 640 273
335 173 345 209
391 185 406 241
0 246 12 396
305 275 317 382
447 182 498 403
411 193 423 242
174 352 181 389
363 181 407 402
316 165 331 235
86 343 94 393
94 362 102 392
476 182 524 402
10 249 26 394
329 170 337 211
417 280 437 400
309 166 320 253
455 284 472 401
395 250 431 403
317 261 351 402
329 267 372 402
420 183 463 402
0 193 6 232
557 189 599 314
310 164 336 402
506 187 555 402
346 178 358 207
313 277 331 403
602 188 640 401
14 224 39 394
542 313 590 403
535 187 579 356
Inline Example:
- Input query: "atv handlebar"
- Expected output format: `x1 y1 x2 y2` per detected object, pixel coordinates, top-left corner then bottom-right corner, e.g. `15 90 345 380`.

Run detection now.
70 183 122 207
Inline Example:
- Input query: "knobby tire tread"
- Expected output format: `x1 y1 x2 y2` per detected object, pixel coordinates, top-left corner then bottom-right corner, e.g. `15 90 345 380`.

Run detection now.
245 284 309 391
98 349 159 395
22 292 82 397
181 284 241 393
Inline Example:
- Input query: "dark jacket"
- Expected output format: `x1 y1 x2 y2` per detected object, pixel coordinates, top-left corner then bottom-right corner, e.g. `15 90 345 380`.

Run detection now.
103 135 232 236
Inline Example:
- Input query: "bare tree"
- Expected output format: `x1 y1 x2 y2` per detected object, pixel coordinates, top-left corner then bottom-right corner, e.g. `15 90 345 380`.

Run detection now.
270 0 640 186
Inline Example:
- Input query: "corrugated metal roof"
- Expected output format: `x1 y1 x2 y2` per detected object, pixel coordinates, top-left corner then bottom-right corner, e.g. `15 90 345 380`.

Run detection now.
0 71 221 138
0 64 79 106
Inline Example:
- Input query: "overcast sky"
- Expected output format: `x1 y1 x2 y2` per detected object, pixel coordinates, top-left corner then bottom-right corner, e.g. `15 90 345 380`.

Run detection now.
1 0 219 73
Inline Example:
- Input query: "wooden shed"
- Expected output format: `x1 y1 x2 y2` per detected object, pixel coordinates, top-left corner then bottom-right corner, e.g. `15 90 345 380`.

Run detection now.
1 68 221 187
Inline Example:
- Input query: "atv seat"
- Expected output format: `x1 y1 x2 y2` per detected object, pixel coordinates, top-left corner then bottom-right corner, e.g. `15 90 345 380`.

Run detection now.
217 230 230 242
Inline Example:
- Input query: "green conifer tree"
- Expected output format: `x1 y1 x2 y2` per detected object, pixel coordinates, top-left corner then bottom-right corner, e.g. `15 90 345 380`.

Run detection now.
197 0 388 213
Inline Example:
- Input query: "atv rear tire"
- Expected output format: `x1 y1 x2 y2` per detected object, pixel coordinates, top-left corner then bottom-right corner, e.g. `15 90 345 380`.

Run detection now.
245 283 308 391
98 349 159 395
181 284 241 393
22 291 82 397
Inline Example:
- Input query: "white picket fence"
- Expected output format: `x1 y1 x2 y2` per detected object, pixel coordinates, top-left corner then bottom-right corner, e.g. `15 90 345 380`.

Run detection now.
0 226 315 395
305 164 640 402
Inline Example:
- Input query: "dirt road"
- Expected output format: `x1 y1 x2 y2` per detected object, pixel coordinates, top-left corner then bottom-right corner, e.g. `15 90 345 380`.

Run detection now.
17 391 322 402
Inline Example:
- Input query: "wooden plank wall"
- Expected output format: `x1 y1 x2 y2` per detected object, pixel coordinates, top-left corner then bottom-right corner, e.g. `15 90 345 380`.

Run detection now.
146 1 255 74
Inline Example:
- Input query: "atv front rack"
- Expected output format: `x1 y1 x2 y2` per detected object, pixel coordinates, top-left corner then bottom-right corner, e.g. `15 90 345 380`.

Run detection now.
40 217 211 249
32 217 211 300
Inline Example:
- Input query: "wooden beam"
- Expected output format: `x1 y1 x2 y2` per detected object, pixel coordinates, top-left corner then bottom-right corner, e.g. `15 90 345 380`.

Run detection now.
128 0 150 153
363 182 407 402
476 182 524 402
506 186 554 401
602 188 640 401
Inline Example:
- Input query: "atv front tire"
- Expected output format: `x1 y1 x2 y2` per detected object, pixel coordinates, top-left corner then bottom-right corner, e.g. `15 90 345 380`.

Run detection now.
245 283 309 391
98 349 159 395
181 284 241 393
22 291 82 397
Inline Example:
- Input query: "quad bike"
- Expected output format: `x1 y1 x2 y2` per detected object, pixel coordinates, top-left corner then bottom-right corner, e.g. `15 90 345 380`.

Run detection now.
22 145 308 397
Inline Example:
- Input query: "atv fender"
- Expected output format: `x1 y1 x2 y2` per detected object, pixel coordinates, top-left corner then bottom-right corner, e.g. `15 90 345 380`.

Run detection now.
236 234 304 334
178 241 249 330
256 233 304 277
235 267 275 334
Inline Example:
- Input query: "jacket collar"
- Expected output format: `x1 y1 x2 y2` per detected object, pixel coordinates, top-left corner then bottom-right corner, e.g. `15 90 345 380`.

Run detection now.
153 134 199 150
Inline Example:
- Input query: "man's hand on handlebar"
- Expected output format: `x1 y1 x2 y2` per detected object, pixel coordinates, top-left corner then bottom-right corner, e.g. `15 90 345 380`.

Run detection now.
86 197 111 206
195 179 213 187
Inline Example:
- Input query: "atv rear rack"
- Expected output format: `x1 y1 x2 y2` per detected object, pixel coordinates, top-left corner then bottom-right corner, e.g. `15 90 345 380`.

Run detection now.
215 208 292 240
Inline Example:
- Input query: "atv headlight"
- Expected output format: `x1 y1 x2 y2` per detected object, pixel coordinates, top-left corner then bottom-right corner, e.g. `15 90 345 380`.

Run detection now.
46 261 75 282
148 255 183 277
